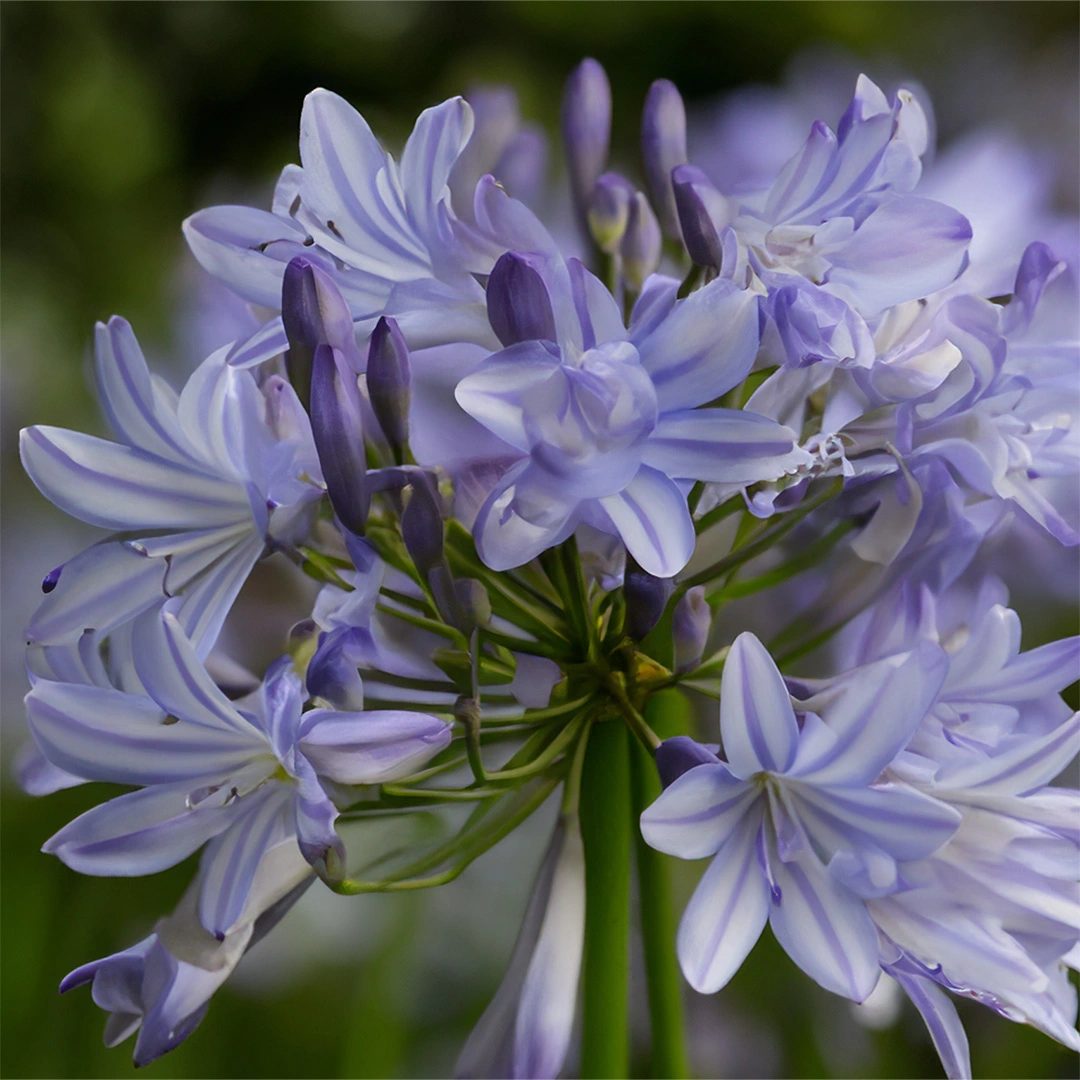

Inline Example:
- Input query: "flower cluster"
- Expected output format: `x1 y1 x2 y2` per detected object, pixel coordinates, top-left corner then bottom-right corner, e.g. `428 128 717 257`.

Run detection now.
18 58 1078 1079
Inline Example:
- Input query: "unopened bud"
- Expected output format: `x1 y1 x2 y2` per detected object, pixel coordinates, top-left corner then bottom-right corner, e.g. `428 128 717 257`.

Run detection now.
623 561 674 641
366 316 411 461
401 473 444 575
454 578 492 635
562 58 612 217
672 164 725 269
672 586 711 671
487 251 557 346
655 735 719 788
587 173 633 254
641 79 688 238
310 343 369 536
621 192 662 292
282 256 361 410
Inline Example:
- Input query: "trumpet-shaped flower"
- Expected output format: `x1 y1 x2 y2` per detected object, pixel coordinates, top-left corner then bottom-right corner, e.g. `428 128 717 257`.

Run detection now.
641 632 959 1001
788 578 1080 1069
184 90 525 357
455 256 809 576
27 602 451 938
735 75 972 318
61 835 313 1066
20 317 323 654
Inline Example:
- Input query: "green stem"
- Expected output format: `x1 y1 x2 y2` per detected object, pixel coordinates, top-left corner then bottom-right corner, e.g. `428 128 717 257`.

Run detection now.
679 479 843 595
708 519 856 603
579 720 632 1079
693 493 744 534
630 726 690 1079
606 674 662 752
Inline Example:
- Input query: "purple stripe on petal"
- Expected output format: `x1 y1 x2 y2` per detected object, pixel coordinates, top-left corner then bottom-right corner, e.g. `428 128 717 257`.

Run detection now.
889 969 971 1079
198 787 289 939
598 466 694 579
720 633 799 777
675 807 769 993
640 761 755 859
768 844 881 1002
299 708 451 785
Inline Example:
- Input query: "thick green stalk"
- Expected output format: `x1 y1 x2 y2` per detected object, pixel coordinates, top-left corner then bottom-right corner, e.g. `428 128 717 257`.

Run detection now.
579 719 632 1079
632 692 692 1079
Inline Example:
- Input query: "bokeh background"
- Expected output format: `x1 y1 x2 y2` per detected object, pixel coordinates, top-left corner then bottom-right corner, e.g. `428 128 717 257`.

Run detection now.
2 3 1078 1077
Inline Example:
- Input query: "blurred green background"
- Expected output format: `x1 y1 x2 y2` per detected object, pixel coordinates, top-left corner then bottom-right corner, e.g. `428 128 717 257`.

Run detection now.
2 3 1077 1077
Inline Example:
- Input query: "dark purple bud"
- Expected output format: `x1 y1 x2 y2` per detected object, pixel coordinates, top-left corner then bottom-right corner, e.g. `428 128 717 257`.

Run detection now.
402 473 444 575
672 164 725 269
366 316 411 461
641 79 688 238
621 191 662 291
587 172 633 254
655 735 719 788
623 562 674 641
427 564 463 632
673 586 711 671
487 251 557 347
282 256 360 410
42 565 63 594
310 343 369 536
561 58 612 217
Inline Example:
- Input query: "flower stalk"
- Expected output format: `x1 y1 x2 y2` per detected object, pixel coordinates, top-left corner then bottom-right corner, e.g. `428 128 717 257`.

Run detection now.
579 718 633 1079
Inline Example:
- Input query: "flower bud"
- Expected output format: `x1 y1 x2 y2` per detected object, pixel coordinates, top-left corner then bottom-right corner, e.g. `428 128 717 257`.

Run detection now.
623 561 674 641
401 473 444 575
282 256 361 410
587 173 633 254
310 343 369 536
641 79 688 238
672 585 711 671
621 191 662 291
672 164 725 269
561 58 611 218
487 251 557 347
655 735 719 788
454 577 492 635
366 316 411 461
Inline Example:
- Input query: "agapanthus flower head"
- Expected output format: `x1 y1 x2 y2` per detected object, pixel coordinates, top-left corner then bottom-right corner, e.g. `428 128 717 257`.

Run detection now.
18 56 1080 1080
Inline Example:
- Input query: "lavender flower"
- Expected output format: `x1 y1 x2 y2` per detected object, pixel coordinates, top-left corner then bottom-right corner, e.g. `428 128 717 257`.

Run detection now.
735 75 972 317
61 835 313 1066
20 317 323 653
456 256 808 576
641 632 959 1000
18 57 1080 1078
28 602 451 935
184 90 503 356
